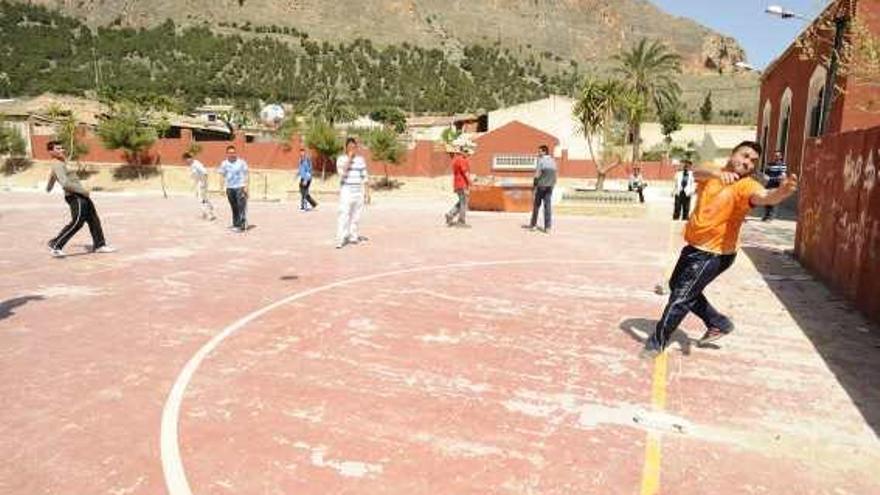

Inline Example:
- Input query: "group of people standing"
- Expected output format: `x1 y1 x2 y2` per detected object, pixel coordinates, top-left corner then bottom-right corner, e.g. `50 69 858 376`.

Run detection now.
43 134 798 361
444 144 557 233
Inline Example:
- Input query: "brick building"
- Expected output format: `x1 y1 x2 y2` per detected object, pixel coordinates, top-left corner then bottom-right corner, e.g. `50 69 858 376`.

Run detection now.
758 0 880 176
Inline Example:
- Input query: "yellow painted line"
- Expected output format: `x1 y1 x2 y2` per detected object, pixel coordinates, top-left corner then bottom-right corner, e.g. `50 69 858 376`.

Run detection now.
641 220 678 495
640 339 669 495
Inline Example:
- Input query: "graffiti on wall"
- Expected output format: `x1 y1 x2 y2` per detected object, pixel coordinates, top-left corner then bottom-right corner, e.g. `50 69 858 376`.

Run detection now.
796 127 880 321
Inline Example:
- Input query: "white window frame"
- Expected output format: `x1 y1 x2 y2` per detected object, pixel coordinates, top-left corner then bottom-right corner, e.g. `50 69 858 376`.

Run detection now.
805 66 828 139
777 87 793 160
760 100 772 167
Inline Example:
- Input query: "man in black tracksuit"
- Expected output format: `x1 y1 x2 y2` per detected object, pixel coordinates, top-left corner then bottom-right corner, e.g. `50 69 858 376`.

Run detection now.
46 140 115 257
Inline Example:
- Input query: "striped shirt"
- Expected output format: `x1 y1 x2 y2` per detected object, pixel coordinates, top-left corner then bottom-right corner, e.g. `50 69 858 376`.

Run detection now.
765 160 787 188
337 155 368 190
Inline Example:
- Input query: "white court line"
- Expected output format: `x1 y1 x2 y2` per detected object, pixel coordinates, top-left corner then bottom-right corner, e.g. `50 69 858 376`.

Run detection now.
160 258 661 495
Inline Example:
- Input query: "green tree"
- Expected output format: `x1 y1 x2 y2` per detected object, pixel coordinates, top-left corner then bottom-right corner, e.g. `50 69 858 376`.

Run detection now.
305 85 356 125
659 104 683 162
96 103 158 172
700 92 714 127
1 117 29 174
304 119 342 180
45 106 90 162
369 107 406 133
613 38 682 165
573 77 626 191
366 126 402 184
275 114 300 150
0 121 27 157
440 127 462 146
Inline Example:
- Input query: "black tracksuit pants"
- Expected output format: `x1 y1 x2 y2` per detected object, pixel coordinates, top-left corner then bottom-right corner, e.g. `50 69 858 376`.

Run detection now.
50 194 106 250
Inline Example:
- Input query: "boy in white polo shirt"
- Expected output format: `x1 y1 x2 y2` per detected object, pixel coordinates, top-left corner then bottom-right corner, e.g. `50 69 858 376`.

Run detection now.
335 137 370 249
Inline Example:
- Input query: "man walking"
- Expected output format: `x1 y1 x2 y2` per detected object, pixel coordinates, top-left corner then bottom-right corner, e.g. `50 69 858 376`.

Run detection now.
762 151 787 221
217 145 249 232
445 146 471 227
672 159 696 221
45 140 115 257
297 147 318 212
524 144 557 233
336 137 370 248
184 152 216 221
642 141 798 359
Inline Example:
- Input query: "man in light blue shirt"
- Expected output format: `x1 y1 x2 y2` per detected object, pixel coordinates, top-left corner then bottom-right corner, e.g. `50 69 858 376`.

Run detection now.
217 144 249 231
297 147 318 211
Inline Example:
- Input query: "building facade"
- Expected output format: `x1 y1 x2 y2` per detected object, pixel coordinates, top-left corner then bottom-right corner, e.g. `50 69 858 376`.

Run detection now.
758 0 880 176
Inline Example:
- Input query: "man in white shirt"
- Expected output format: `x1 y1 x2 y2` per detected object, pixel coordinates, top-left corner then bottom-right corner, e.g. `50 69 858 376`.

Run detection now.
336 137 370 249
672 159 697 220
217 145 249 232
184 152 216 221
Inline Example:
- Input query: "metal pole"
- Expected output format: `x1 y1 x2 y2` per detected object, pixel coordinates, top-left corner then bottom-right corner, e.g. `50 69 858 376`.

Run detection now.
820 16 849 135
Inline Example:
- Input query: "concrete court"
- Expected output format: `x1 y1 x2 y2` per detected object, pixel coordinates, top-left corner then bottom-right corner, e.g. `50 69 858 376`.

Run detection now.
1 189 879 495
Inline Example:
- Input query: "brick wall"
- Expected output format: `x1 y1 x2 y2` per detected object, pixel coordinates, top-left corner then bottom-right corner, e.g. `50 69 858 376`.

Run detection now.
797 125 880 322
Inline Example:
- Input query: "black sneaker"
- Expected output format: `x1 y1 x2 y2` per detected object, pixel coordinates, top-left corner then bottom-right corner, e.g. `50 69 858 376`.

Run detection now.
697 327 732 347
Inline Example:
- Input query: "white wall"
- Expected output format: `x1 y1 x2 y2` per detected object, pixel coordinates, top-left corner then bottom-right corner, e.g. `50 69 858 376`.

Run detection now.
488 95 598 160
488 95 757 162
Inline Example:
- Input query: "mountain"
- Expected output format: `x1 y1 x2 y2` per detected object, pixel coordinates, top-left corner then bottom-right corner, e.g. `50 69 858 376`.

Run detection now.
14 0 746 72
1 0 758 123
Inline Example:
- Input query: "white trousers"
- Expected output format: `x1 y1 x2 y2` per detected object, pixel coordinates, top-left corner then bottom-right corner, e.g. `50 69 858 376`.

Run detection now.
196 181 214 218
336 187 365 244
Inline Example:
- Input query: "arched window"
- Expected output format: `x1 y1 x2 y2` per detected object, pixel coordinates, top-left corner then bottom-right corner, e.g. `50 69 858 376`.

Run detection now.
777 88 793 160
760 100 772 167
806 66 828 138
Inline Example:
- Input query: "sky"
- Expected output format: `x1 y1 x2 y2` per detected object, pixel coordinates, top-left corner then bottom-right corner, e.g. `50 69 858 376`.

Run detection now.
647 0 830 70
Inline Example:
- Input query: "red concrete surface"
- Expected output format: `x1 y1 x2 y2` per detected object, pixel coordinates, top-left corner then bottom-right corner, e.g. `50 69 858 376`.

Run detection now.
797 125 880 322
1 190 878 494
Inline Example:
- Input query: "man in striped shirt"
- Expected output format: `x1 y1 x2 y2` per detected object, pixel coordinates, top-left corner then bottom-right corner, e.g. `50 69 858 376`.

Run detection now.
336 137 371 249
762 151 787 222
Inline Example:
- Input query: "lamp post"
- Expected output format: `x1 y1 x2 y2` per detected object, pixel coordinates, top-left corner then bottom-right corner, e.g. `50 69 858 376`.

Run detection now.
765 5 811 20
765 4 849 135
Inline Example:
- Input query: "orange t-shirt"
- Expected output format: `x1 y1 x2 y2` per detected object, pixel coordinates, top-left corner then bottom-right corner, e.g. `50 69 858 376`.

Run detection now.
684 177 765 254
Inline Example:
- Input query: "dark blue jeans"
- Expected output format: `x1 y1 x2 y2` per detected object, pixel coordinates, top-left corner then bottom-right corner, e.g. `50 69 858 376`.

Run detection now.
226 187 247 228
530 186 553 229
647 245 736 350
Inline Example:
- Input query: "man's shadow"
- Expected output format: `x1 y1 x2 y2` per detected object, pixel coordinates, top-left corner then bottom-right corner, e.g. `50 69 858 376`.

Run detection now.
619 317 694 356
0 295 46 322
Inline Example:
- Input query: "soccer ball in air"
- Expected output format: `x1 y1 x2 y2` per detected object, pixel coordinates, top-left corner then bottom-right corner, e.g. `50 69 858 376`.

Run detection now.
259 104 286 127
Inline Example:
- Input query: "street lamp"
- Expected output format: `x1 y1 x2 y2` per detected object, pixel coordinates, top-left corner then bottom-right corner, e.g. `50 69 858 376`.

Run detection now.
765 5 810 20
765 4 849 135
734 61 761 74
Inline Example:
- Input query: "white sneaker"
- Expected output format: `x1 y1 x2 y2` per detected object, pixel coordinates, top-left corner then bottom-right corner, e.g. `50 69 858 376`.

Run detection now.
50 248 65 258
94 245 117 254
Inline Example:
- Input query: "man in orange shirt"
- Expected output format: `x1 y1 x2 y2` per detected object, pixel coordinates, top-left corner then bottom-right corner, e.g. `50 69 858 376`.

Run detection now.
642 141 798 359
445 147 471 227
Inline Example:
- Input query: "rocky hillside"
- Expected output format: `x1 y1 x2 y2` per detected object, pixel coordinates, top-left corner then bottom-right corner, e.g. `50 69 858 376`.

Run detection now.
15 0 747 73
2 0 759 123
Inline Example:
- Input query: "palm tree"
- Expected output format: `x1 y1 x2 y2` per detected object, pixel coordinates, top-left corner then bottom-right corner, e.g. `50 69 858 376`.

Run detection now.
573 77 625 191
613 38 682 167
305 84 356 125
